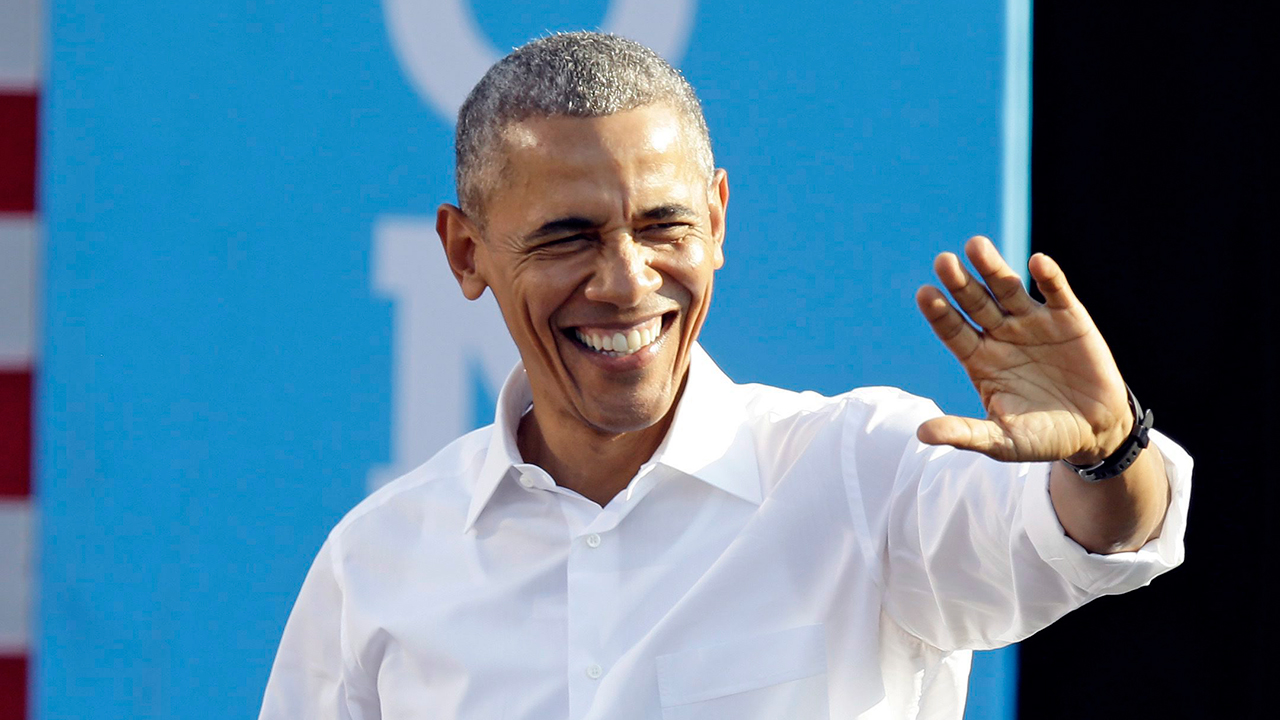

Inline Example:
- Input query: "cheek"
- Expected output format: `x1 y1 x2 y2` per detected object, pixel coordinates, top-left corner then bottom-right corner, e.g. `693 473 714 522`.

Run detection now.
662 241 716 298
510 263 586 320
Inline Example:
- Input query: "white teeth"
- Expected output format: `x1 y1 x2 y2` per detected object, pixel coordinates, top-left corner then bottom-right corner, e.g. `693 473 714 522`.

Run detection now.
576 317 665 357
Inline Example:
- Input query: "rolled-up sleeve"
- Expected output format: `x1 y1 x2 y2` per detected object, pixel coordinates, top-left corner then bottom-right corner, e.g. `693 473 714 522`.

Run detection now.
844 389 1193 654
1022 429 1192 595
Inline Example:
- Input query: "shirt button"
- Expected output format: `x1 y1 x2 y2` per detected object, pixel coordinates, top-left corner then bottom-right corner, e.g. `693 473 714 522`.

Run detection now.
517 473 535 489
585 664 603 680
585 533 602 548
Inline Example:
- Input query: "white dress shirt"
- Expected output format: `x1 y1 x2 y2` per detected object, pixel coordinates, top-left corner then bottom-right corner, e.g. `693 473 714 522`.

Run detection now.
260 344 1191 720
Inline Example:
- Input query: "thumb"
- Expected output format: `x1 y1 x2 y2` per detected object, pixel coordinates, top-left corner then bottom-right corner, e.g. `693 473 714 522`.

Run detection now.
917 416 1017 461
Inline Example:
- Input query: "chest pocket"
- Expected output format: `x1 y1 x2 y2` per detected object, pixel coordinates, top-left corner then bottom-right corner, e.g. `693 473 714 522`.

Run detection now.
655 624 830 720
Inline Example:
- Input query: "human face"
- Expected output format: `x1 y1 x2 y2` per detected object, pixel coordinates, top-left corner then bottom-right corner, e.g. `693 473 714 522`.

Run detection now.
447 104 727 437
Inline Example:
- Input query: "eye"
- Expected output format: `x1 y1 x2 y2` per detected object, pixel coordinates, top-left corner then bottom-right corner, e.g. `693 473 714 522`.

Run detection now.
642 222 690 239
539 234 591 250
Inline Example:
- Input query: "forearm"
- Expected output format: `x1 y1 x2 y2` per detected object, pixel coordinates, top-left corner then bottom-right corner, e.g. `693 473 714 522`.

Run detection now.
1048 443 1170 554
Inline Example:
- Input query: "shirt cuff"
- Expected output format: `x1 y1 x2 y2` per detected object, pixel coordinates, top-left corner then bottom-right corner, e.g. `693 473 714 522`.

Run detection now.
1022 429 1193 595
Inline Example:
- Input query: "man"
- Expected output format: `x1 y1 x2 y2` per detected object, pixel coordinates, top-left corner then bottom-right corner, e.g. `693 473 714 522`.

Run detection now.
261 33 1189 719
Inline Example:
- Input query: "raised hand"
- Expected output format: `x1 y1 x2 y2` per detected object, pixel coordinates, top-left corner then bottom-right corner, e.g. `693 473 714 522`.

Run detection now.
915 236 1134 465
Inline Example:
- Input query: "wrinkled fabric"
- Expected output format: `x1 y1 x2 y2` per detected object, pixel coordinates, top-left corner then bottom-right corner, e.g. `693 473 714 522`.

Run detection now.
261 344 1191 720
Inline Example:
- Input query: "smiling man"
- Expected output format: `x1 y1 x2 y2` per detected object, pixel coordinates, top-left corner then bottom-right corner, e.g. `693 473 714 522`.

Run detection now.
442 99 724 508
261 33 1190 719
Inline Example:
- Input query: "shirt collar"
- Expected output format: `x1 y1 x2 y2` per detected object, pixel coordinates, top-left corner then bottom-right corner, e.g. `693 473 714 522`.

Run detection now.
462 343 762 533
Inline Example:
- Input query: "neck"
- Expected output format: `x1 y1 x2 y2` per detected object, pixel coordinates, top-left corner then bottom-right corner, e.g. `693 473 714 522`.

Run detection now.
517 400 678 507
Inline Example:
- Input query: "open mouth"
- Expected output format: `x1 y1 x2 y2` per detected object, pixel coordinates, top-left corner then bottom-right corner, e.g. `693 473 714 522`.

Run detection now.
563 312 676 358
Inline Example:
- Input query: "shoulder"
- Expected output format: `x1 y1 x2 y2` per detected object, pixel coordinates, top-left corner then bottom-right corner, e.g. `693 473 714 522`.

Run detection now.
736 381 941 436
731 382 942 486
328 425 493 549
840 386 943 437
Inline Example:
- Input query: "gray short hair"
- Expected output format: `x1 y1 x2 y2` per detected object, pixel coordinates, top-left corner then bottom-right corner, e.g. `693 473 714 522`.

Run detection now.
455 32 714 220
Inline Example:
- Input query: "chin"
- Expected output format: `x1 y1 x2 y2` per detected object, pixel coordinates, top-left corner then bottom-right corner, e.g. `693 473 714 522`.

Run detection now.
582 395 672 435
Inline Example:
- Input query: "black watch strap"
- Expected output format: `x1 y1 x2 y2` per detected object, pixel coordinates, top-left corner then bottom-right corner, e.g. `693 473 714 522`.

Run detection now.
1064 385 1154 483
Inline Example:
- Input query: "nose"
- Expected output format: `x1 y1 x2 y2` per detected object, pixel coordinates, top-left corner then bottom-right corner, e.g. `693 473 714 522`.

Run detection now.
583 236 662 307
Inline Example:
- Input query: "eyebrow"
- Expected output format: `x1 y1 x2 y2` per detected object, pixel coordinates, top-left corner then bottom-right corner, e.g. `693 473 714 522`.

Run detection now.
523 204 699 243
525 216 599 242
639 204 697 222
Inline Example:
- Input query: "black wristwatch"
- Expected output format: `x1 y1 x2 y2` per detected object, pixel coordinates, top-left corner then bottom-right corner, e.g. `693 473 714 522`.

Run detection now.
1064 385 1154 482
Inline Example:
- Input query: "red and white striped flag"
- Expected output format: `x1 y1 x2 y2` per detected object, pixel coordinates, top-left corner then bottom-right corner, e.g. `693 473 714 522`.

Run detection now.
1 0 41 716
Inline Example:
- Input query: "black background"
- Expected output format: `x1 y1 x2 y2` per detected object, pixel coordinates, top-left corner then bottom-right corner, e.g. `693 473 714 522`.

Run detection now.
1018 4 1272 718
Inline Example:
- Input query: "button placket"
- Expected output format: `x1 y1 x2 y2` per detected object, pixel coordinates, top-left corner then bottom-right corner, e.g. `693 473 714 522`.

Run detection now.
566 522 613 716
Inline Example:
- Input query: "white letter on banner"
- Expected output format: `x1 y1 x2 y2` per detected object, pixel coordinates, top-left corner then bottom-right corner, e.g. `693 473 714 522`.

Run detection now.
369 216 519 492
381 0 699 122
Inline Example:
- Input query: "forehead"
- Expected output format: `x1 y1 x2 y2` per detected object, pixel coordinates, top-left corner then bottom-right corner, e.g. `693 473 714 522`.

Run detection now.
490 105 704 225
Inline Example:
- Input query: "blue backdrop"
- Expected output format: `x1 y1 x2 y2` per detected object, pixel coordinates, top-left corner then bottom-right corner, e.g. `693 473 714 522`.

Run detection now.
38 1 1028 717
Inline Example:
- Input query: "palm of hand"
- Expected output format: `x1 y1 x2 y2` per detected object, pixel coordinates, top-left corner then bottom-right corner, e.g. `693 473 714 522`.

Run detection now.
917 237 1132 464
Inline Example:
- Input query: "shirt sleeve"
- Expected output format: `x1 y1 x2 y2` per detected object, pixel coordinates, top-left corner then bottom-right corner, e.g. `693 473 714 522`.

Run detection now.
841 389 1193 653
1021 429 1191 595
259 537 381 720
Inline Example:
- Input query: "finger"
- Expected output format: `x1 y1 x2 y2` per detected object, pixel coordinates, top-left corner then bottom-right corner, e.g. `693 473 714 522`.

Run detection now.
916 285 981 361
916 416 1017 461
964 236 1036 316
1028 252 1080 310
933 251 1006 331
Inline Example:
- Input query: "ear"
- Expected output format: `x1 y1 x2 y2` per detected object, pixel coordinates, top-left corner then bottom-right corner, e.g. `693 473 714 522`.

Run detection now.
437 203 489 301
707 168 729 269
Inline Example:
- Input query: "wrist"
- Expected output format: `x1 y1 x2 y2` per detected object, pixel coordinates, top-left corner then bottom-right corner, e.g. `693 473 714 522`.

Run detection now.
1065 404 1135 465
1063 385 1153 483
